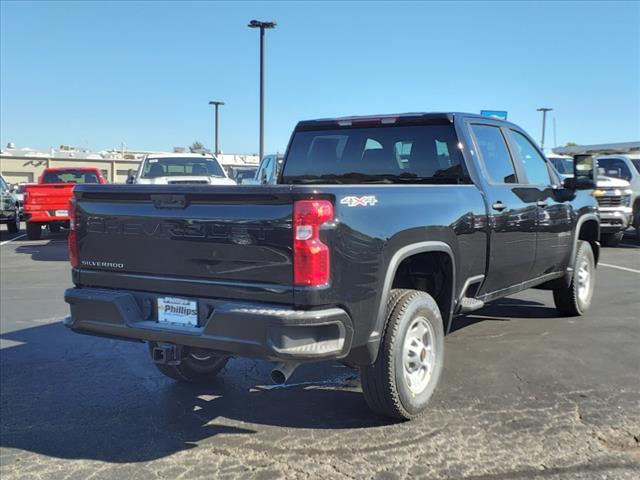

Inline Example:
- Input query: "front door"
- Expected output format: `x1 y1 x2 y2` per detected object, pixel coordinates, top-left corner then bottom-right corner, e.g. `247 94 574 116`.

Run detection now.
506 129 573 276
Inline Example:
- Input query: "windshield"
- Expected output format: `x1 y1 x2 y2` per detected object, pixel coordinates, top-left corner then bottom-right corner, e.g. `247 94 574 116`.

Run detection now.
282 124 467 184
597 158 632 181
141 157 225 179
632 159 640 174
42 170 100 184
548 157 573 174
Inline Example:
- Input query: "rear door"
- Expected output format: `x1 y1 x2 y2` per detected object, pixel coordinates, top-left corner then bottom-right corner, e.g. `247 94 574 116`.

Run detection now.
469 122 537 295
506 129 573 276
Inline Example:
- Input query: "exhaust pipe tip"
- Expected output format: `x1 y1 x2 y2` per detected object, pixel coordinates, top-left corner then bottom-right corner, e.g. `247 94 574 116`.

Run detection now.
270 362 299 385
270 369 287 384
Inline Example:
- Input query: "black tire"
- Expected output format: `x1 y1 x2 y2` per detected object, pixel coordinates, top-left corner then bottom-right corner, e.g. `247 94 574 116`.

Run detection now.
601 231 623 247
7 211 20 233
361 289 445 420
26 222 42 240
148 342 229 383
49 224 61 233
553 240 595 316
634 210 640 241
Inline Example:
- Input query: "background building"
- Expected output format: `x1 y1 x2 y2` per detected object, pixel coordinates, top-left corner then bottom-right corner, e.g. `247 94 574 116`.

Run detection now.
0 143 259 184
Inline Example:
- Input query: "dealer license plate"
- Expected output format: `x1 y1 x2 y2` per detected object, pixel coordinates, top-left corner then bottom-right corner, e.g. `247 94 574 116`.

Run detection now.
157 296 198 327
55 209 68 216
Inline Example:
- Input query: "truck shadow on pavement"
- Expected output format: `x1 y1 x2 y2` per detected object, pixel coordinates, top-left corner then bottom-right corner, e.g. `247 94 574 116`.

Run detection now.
0 322 390 463
14 240 70 262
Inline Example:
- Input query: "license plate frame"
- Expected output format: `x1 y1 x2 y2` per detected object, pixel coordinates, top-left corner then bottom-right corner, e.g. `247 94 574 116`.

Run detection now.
55 209 68 217
157 296 198 328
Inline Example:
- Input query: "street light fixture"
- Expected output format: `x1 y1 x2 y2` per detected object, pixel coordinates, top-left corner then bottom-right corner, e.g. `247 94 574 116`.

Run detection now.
248 19 277 162
208 101 225 155
536 107 553 151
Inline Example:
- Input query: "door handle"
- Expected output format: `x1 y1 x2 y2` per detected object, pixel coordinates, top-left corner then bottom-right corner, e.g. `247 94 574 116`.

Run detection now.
492 201 507 211
536 200 548 208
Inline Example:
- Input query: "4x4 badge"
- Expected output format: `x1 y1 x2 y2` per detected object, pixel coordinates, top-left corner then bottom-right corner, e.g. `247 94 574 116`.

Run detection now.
340 195 378 207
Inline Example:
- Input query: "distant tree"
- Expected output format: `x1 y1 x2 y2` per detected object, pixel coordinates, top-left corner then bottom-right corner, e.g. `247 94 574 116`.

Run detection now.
189 141 205 153
565 142 578 147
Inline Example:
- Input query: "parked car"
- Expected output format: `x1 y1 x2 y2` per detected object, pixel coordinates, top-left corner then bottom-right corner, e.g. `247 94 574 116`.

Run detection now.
0 175 20 233
242 154 283 185
64 112 599 420
23 167 106 240
229 166 258 184
549 155 633 246
10 182 28 219
127 153 236 186
595 154 640 240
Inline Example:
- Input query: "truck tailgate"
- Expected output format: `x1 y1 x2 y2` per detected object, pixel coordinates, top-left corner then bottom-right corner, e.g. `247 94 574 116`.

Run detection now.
25 184 75 213
74 185 295 304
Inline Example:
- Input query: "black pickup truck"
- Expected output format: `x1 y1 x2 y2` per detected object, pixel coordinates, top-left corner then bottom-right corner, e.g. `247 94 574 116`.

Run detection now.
64 113 600 420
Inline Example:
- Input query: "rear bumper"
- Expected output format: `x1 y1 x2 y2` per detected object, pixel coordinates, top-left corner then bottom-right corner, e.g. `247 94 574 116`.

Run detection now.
64 287 353 361
24 210 70 223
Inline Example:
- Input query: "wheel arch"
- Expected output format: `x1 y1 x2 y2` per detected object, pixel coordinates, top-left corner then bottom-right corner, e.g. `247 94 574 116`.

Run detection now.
370 241 456 358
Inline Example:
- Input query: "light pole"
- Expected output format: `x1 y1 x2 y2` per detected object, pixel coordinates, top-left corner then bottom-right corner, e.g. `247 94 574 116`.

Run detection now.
208 101 224 155
536 107 553 151
248 19 276 161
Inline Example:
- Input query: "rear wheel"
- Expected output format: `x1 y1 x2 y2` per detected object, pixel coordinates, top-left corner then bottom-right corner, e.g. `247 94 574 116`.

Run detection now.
26 222 42 240
601 231 623 247
553 240 595 316
7 210 20 233
148 342 229 383
360 289 445 420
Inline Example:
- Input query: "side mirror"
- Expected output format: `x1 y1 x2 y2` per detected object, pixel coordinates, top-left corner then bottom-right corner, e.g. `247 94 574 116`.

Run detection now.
126 169 135 185
571 154 597 190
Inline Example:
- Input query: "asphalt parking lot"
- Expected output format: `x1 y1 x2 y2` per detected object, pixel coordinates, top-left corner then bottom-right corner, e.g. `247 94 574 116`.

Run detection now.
0 227 638 480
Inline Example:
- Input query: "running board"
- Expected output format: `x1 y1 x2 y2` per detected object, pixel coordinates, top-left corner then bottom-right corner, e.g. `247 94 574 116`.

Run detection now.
458 297 485 313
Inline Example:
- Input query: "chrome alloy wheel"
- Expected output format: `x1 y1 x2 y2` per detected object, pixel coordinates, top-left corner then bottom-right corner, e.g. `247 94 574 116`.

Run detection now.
402 317 436 395
576 256 593 304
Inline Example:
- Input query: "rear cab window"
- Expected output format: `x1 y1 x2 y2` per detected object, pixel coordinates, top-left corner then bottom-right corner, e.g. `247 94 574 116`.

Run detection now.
470 124 518 184
42 170 100 184
281 123 468 184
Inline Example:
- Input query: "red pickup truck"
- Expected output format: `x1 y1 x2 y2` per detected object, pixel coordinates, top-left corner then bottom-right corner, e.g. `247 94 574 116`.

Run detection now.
24 167 106 239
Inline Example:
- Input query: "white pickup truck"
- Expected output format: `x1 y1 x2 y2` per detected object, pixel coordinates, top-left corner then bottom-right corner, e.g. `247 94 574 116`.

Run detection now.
127 153 236 186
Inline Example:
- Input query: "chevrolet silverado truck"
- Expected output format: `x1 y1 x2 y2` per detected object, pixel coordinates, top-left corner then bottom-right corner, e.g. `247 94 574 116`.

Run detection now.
24 167 106 240
126 153 236 186
64 113 600 420
549 155 633 246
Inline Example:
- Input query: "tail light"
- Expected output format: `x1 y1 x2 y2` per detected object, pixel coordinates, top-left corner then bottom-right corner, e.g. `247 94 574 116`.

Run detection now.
68 196 78 268
293 200 333 286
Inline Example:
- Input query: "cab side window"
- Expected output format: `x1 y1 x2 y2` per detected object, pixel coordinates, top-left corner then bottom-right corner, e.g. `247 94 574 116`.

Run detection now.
510 130 552 186
471 124 517 184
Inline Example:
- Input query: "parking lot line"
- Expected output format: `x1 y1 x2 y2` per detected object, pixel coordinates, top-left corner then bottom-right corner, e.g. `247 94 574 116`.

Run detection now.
0 234 26 246
599 263 640 274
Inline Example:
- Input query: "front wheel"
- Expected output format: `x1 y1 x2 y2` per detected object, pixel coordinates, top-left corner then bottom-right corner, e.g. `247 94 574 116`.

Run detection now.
148 342 229 383
26 222 42 240
553 240 595 316
360 289 445 420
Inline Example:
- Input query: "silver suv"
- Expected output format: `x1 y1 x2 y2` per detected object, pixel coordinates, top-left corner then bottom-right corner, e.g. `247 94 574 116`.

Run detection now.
596 154 640 240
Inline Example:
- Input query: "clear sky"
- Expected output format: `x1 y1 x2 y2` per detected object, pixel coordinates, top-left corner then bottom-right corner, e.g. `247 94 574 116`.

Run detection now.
1 1 638 155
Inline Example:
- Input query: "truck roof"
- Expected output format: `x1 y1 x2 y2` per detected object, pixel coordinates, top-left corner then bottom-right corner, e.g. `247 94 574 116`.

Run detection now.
145 153 216 159
295 112 520 130
42 167 102 172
